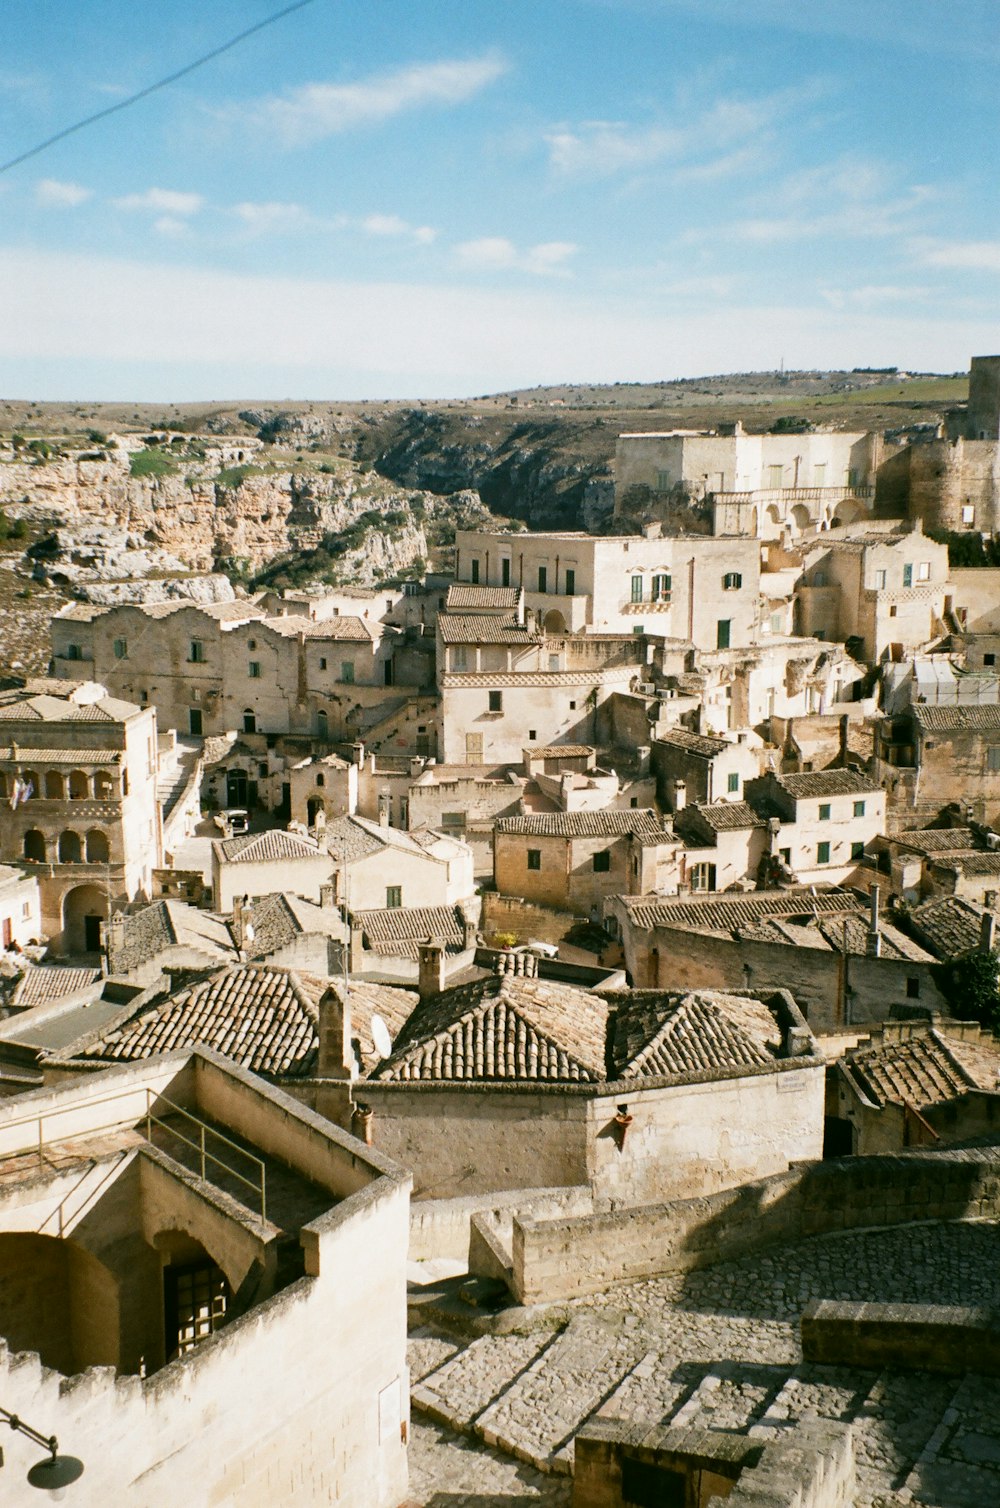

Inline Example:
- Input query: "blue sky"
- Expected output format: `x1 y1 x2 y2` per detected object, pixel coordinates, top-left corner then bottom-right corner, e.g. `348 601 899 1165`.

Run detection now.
1 0 999 399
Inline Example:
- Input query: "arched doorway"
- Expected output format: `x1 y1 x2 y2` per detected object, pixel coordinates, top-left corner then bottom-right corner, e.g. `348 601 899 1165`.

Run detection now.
543 609 567 633
307 796 324 824
242 709 256 734
227 768 248 807
153 1231 233 1362
63 883 107 953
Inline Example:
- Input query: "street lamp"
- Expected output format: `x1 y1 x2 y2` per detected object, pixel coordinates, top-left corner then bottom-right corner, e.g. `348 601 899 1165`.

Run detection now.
1 1406 84 1498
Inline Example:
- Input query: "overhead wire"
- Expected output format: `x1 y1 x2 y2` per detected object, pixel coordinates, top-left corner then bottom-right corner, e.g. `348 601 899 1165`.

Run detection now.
0 0 320 177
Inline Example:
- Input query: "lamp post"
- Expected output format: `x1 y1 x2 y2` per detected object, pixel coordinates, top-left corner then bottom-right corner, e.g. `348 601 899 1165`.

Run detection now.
1 1406 83 1497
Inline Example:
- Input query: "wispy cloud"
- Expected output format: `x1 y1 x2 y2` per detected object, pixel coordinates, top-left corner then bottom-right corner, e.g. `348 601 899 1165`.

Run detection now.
238 55 507 148
454 237 578 277
910 238 1000 273
36 178 92 208
232 200 312 234
113 187 204 217
819 283 932 310
361 214 436 245
722 159 938 244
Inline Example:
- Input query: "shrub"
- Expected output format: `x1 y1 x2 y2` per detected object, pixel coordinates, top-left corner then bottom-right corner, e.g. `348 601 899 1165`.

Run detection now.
130 448 177 479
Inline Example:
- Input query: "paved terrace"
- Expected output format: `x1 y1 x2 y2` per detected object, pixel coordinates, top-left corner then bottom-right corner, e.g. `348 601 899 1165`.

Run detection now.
407 1219 1000 1508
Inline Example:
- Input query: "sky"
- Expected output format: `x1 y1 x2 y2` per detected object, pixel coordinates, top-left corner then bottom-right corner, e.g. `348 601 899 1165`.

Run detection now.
1 0 999 400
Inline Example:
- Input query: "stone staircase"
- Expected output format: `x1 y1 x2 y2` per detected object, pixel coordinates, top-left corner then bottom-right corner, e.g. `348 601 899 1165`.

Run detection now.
408 1324 1000 1502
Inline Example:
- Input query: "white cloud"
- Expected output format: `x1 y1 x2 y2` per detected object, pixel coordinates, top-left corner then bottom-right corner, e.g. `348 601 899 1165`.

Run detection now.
232 200 311 233
0 246 990 396
361 214 437 245
820 284 932 310
241 55 507 148
113 188 204 217
35 178 92 208
455 237 578 276
152 216 190 238
910 239 1000 273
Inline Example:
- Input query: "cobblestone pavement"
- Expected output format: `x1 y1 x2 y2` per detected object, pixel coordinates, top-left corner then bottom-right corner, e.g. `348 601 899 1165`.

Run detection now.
408 1220 1000 1507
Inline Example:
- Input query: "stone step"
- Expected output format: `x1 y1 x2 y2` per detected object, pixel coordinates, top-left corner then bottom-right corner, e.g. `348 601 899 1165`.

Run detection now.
474 1313 649 1474
411 1329 557 1433
595 1349 698 1430
668 1361 789 1435
750 1361 875 1440
902 1373 1000 1508
407 1329 464 1386
850 1369 959 1503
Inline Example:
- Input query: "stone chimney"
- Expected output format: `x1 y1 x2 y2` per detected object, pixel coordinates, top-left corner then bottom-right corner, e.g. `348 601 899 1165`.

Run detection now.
232 895 249 949
351 741 365 767
377 790 391 827
418 939 446 1000
673 778 687 812
980 909 997 955
319 882 335 909
635 745 650 777
866 885 882 958
460 908 477 950
315 984 356 1131
105 911 126 969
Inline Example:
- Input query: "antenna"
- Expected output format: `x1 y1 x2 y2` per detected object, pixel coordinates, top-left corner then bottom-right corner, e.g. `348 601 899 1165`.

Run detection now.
370 1013 393 1060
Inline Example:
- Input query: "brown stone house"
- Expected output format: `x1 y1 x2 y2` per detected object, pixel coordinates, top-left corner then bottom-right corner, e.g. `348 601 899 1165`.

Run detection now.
493 808 673 917
875 703 1000 826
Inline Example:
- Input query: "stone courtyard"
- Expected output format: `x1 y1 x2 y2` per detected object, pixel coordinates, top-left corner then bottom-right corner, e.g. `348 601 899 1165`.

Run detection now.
405 1219 1000 1508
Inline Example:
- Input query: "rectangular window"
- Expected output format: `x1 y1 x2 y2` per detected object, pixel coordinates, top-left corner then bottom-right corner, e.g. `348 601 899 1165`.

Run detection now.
248 661 261 678
716 619 731 649
722 572 742 590
727 772 739 794
527 849 541 871
548 654 560 671
630 574 643 603
470 558 480 584
189 640 204 663
341 661 355 683
814 463 827 486
902 563 913 588
386 886 402 909
851 841 865 860
917 561 930 581
319 657 327 670
853 799 866 817
488 690 502 712
565 568 576 595
906 977 920 999
984 653 996 667
652 573 671 600
592 850 611 873
875 569 887 589
441 812 466 831
501 557 511 586
537 565 547 593
817 841 831 864
452 646 467 671
987 746 1000 772
656 469 671 491
768 464 783 488
113 637 128 660
819 803 831 821
962 504 976 524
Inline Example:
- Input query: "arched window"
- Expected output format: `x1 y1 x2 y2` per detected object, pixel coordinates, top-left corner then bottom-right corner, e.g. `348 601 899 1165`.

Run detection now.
69 770 90 800
44 770 65 799
316 709 328 739
316 772 325 787
94 771 114 799
243 709 256 734
21 771 39 800
59 831 82 863
23 830 45 862
85 830 110 863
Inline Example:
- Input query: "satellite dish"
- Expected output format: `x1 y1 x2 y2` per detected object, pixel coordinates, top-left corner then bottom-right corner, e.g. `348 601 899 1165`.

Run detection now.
370 1013 393 1059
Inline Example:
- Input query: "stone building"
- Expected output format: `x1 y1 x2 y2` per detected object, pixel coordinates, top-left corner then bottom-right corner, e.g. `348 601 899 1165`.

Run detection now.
0 864 41 950
211 828 334 911
0 685 162 951
493 808 672 916
453 528 761 648
362 972 824 1204
326 814 476 914
615 424 879 538
0 1048 410 1506
607 887 948 1033
796 524 951 661
652 727 761 810
742 768 886 885
875 703 1000 826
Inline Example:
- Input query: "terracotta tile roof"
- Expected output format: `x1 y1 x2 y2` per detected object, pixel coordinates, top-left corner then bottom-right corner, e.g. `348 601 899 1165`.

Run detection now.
438 614 535 645
532 744 594 758
890 828 980 855
608 990 781 1079
372 975 610 1083
262 615 378 641
679 801 768 834
325 815 467 864
355 904 469 959
0 693 140 723
241 893 342 961
446 585 522 611
323 978 417 1074
932 853 1000 877
908 896 989 960
214 829 323 864
109 900 234 972
495 809 662 839
911 704 1000 732
74 964 326 1078
622 886 856 934
11 966 102 1010
845 1030 1000 1110
655 728 730 758
775 768 881 798
0 746 121 765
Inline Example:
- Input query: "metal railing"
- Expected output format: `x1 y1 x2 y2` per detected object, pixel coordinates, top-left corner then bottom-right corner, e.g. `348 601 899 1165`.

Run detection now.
3 1085 267 1225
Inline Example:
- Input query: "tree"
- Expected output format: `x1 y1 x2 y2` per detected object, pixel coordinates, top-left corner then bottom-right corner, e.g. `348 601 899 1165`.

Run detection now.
943 951 1000 1032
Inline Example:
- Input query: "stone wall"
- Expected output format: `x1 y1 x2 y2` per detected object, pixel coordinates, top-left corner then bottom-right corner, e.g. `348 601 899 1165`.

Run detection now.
512 1145 1000 1304
802 1299 1000 1377
481 892 583 947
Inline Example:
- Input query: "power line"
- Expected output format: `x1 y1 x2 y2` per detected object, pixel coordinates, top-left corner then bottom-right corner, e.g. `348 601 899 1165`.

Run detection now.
0 0 320 177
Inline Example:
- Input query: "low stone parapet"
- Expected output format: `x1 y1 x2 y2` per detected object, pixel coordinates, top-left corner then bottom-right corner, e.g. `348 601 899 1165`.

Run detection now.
802 1299 1000 1376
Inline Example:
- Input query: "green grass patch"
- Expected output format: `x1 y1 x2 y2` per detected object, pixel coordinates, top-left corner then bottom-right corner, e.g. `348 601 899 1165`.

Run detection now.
215 463 266 490
130 447 178 479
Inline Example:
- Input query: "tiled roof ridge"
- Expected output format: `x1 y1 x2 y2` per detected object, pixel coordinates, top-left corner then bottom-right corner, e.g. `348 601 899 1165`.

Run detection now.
849 1031 974 1109
619 993 773 1078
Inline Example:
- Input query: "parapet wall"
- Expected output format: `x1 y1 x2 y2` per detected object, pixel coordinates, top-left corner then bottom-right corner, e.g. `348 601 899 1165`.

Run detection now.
802 1299 1000 1377
512 1147 1000 1304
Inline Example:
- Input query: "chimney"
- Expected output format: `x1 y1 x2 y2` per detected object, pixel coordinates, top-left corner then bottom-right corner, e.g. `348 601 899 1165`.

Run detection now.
418 938 446 1000
635 745 650 777
980 910 997 955
460 908 477 950
319 882 335 909
866 884 882 957
105 911 126 968
673 778 687 812
351 741 365 767
378 790 391 827
317 984 355 1082
985 890 998 910
232 895 249 948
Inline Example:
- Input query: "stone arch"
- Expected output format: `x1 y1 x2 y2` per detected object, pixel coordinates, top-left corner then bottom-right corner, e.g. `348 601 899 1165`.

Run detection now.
152 1229 236 1361
21 769 39 799
766 504 782 531
790 503 812 535
242 708 256 734
94 770 114 799
62 883 107 952
833 496 867 528
23 829 46 862
307 796 325 824
44 769 65 799
316 709 329 740
59 830 82 863
68 769 90 800
85 829 110 863
543 608 567 633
